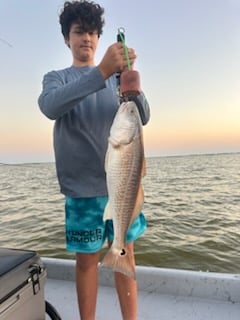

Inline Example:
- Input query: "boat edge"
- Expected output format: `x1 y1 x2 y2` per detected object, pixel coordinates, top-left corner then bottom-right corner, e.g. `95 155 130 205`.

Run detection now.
42 257 240 303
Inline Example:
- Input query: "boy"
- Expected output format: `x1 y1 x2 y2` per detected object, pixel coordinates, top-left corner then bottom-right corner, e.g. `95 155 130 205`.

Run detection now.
38 1 150 319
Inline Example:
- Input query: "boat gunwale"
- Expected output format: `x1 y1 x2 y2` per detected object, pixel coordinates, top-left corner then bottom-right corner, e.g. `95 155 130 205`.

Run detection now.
43 257 240 303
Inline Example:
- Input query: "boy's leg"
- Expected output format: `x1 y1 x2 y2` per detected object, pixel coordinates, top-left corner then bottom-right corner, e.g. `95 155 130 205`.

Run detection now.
106 213 146 320
114 242 137 320
76 251 101 320
65 196 109 319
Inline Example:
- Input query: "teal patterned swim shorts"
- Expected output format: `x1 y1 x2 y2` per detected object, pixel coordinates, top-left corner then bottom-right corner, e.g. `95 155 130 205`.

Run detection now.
65 196 147 253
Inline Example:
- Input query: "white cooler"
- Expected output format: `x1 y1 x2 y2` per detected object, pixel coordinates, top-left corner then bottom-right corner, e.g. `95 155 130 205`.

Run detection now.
0 248 46 320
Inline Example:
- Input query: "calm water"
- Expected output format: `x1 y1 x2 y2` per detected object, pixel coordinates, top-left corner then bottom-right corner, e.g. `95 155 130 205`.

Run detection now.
0 153 239 273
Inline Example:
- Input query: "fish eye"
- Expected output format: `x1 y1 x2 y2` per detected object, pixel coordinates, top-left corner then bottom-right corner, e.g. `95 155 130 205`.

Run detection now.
129 107 134 114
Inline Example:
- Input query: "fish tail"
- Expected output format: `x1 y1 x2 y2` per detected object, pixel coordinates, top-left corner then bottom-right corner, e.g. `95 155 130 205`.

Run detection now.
101 247 136 280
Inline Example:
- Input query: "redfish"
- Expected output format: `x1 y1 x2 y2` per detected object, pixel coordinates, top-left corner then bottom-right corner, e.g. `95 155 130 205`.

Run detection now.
101 101 146 279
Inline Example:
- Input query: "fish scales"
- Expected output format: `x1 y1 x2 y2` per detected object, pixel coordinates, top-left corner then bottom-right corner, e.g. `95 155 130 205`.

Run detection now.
109 140 143 235
101 101 145 279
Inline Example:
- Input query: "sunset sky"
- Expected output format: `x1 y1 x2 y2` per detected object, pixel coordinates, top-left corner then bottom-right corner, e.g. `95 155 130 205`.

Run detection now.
0 0 239 163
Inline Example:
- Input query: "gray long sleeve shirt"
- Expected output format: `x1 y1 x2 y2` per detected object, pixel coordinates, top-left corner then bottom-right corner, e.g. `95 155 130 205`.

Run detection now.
38 66 150 198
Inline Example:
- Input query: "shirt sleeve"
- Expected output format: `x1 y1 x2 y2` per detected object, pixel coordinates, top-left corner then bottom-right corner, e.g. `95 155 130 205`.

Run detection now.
38 67 106 120
120 91 150 126
131 92 150 125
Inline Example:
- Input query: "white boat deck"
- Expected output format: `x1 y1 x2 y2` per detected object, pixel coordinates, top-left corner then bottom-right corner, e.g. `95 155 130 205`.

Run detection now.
43 258 240 320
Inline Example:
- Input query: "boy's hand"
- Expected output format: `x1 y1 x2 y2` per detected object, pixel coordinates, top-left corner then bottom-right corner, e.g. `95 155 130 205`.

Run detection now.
98 43 136 79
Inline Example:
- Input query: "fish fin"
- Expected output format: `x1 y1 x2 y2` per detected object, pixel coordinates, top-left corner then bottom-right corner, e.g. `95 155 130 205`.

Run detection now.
128 157 145 225
129 183 144 226
101 247 136 280
103 201 112 221
104 146 109 172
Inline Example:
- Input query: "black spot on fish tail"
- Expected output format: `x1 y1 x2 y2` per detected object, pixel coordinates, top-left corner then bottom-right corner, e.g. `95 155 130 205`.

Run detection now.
120 249 126 256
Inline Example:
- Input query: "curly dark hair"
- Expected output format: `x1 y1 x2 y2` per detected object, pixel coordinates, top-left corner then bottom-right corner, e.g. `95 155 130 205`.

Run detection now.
59 1 105 39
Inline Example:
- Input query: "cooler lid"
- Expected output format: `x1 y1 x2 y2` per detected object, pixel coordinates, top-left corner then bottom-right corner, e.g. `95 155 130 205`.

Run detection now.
0 248 36 277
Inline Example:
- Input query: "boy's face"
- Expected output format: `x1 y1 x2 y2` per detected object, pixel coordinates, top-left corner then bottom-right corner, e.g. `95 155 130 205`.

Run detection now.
65 23 99 66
